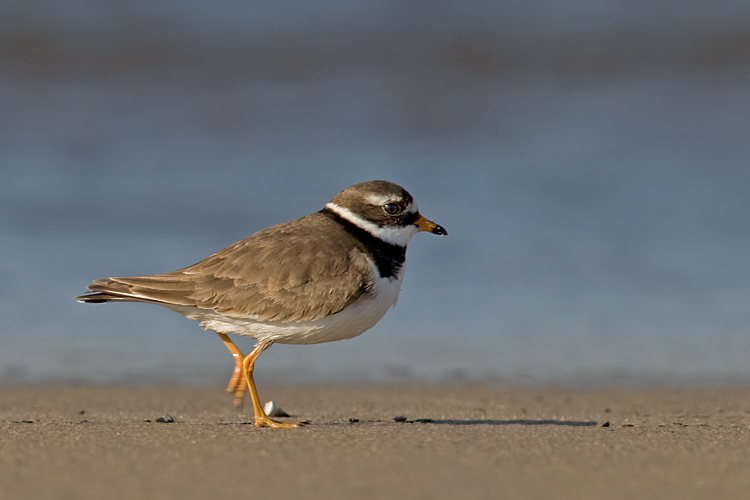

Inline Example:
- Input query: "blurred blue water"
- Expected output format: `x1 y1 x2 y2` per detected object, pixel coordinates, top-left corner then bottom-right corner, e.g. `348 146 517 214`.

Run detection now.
1 2 749 387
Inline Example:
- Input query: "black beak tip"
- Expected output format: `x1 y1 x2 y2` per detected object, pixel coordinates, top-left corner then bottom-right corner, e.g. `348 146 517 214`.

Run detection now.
433 224 447 236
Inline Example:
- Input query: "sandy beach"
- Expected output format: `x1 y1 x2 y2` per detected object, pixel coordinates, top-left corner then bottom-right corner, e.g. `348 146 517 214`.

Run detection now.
2 384 750 499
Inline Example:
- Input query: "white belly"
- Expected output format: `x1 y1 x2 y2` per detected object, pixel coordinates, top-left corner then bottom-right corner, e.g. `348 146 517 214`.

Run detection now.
167 272 404 345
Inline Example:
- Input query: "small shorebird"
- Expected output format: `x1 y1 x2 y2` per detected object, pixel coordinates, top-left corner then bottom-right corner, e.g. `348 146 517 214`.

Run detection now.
76 180 446 428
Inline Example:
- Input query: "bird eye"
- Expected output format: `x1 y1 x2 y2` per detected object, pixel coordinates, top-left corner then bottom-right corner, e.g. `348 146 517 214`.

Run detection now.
383 203 401 215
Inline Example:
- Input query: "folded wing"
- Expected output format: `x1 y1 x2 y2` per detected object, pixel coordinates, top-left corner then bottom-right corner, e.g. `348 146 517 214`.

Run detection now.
77 213 374 322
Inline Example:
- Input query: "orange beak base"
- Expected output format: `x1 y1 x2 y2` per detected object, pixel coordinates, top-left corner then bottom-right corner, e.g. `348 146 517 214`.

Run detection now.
415 215 447 236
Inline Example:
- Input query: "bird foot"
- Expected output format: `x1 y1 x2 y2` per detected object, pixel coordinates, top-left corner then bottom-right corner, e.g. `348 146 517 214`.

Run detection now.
254 415 308 428
226 368 247 408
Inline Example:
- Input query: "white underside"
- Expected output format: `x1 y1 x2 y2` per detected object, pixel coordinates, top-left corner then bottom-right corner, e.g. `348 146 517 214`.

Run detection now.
165 268 405 345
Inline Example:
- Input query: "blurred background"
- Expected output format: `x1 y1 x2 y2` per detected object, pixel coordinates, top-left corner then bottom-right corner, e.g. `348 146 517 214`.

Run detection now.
1 1 749 388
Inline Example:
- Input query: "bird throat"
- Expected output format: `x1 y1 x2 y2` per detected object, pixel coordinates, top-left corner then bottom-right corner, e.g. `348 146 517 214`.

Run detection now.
320 207 407 279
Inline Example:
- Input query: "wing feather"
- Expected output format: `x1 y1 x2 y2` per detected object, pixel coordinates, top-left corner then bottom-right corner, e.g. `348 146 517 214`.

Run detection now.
84 213 373 321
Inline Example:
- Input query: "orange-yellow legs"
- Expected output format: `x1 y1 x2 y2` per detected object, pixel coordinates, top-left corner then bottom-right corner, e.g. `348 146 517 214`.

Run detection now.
242 339 305 428
216 333 304 428
216 333 247 407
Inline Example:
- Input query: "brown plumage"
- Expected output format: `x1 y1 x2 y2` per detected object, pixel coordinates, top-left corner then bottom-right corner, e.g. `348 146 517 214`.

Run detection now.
76 180 446 428
83 212 374 322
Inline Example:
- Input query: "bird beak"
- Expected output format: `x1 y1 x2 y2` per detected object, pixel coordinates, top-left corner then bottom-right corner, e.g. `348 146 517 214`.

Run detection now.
415 215 447 236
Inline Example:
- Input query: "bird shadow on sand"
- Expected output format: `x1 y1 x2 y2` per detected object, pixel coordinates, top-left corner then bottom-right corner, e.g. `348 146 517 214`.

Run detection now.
417 419 599 427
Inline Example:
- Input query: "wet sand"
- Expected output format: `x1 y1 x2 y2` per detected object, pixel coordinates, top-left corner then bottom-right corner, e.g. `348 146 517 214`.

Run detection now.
2 384 750 499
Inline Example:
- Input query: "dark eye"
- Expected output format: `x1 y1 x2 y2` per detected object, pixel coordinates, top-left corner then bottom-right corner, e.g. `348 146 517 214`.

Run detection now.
383 203 401 215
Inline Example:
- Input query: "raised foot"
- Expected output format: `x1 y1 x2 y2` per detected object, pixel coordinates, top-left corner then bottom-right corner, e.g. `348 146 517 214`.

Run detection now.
254 416 309 428
226 378 246 408
224 365 247 408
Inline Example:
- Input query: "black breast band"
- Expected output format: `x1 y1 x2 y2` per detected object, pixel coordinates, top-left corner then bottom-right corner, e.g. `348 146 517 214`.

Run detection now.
320 208 406 279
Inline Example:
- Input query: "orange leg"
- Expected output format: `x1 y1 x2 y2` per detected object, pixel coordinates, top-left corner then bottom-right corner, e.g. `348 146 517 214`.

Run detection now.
216 332 247 407
242 339 305 428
